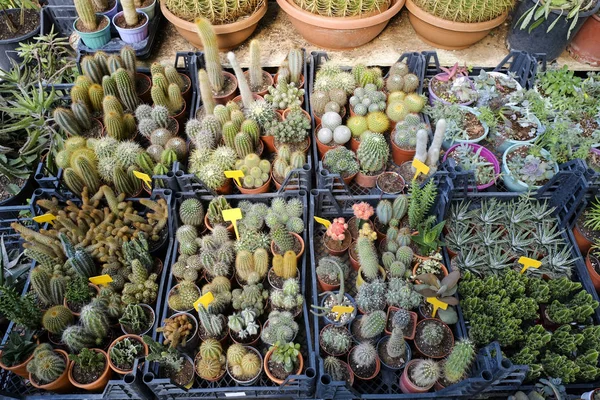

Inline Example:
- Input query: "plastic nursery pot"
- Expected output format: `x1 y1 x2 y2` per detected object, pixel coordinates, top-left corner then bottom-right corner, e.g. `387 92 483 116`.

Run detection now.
317 272 341 292
356 266 387 289
226 346 263 385
585 249 600 292
168 282 201 313
581 388 600 400
377 335 412 371
414 319 454 359
575 222 595 256
234 173 272 194
204 214 234 234
243 70 274 96
443 143 500 190
323 233 352 257
440 108 490 150
120 304 155 336
232 93 264 106
277 0 405 49
29 349 73 392
268 266 300 290
271 232 305 260
405 0 508 50
107 334 149 375
100 0 119 20
428 73 476 106
73 14 111 50
64 283 100 317
137 0 157 20
569 13 600 66
385 306 418 340
0 9 41 72
391 140 416 166
376 171 405 195
264 347 304 385
507 0 600 61
161 1 267 50
347 345 380 380
320 291 358 326
167 312 199 352
399 359 434 393
501 144 559 192
274 73 306 89
136 73 152 103
194 352 226 382
68 349 111 391
494 114 543 154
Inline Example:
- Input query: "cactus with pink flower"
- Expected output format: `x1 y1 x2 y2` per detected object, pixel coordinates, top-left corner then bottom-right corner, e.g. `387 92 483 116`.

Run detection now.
326 218 348 243
352 202 374 230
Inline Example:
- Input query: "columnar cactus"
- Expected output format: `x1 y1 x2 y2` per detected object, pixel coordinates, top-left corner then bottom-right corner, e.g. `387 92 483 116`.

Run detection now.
80 302 110 343
121 0 139 26
195 18 224 93
199 69 216 115
359 310 386 339
227 52 253 109
249 40 264 92
120 46 137 76
387 327 406 358
287 48 303 86
151 73 184 115
113 68 139 111
356 228 380 281
74 0 98 35
356 132 389 173
273 250 297 279
443 340 475 384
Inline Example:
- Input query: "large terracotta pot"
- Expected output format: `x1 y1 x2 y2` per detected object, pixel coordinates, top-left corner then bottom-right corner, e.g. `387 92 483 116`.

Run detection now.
161 1 268 50
569 13 600 67
277 0 405 49
29 350 73 392
68 349 112 391
405 0 509 50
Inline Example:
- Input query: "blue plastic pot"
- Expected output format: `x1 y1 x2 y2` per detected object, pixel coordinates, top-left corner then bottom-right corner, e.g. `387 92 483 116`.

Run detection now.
320 291 357 327
101 0 119 20
113 11 149 44
73 14 111 49
137 0 156 20
501 144 558 192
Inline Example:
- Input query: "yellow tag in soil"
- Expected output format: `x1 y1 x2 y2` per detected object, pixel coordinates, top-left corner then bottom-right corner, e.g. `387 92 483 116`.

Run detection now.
331 305 354 321
313 216 331 229
224 170 245 187
412 159 430 181
194 292 214 311
89 274 113 286
222 208 243 240
426 297 448 317
133 170 152 186
33 213 56 224
518 256 542 274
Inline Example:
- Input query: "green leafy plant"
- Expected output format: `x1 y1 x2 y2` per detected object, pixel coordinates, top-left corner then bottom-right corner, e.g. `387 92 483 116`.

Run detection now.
65 276 94 309
143 335 183 373
516 0 596 39
68 348 106 376
0 330 37 367
269 341 301 374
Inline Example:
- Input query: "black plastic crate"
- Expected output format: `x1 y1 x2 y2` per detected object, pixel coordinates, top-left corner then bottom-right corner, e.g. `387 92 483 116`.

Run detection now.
0 187 173 400
183 50 313 195
309 51 426 196
41 4 162 59
142 190 317 400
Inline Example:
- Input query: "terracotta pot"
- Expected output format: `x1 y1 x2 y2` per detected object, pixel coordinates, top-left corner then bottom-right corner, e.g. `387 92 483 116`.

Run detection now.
29 349 73 392
391 140 416 166
574 223 594 255
214 177 233 195
349 242 360 271
235 173 272 194
264 347 304 385
414 319 454 359
64 283 100 316
274 73 306 89
412 262 449 283
243 70 274 96
161 1 268 50
271 232 305 259
172 100 188 128
586 249 600 292
323 233 352 257
316 130 342 159
136 73 152 103
405 0 509 50
317 273 341 292
232 93 264 105
107 334 148 375
68 349 111 391
261 135 276 154
0 346 36 378
204 213 234 234
179 73 193 104
349 137 360 152
400 359 433 393
569 14 600 66
385 306 418 340
355 170 383 188
277 0 405 49
347 346 380 380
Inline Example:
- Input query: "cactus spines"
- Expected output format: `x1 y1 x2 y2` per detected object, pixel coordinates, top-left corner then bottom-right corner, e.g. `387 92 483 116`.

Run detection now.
199 69 216 115
81 55 102 83
356 233 380 281
168 83 184 114
179 198 205 227
113 166 136 196
392 195 408 220
27 345 66 384
71 85 91 110
356 132 389 173
102 75 118 98
277 60 290 84
287 48 303 86
114 68 139 111
253 248 269 278
54 108 81 136
352 342 377 368
64 168 85 195
236 250 254 283
359 310 386 339
89 84 104 112
103 94 124 115
62 325 96 352
227 51 253 109
222 121 237 149
234 132 254 158
71 102 92 131
443 340 475 384
387 327 406 358
136 152 156 176
42 306 74 334
120 46 137 75
274 250 297 279
195 18 224 93
411 359 440 388
421 322 444 347
249 40 264 92
376 200 393 226
107 55 123 74
104 111 128 141
241 119 260 146
80 302 110 341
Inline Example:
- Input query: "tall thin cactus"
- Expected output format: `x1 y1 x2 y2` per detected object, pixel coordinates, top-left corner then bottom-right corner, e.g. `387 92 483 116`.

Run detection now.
249 40 263 92
195 18 224 94
199 69 216 115
121 0 139 26
227 52 253 109
74 0 98 33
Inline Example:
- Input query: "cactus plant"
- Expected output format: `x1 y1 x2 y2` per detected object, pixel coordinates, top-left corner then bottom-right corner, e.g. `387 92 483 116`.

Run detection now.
74 0 100 31
27 344 66 384
443 340 475 384
410 359 440 388
351 342 377 369
195 18 225 94
42 306 74 335
357 132 389 173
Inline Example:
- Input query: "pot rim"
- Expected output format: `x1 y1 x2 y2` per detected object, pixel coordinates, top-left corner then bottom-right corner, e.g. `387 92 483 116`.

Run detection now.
0 8 40 44
405 0 509 31
112 10 150 32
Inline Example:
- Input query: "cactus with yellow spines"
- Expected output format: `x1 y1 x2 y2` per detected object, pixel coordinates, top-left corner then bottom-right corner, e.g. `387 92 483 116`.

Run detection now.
113 68 139 111
195 18 224 94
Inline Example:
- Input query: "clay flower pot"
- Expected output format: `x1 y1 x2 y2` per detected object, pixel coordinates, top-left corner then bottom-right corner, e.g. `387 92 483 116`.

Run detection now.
264 347 304 385
586 249 600 292
391 139 416 166
234 173 272 194
323 232 352 257
569 14 600 66
412 262 449 283
161 1 268 50
405 0 508 50
233 93 264 105
271 232 305 260
0 345 36 378
317 272 341 292
107 334 149 375
277 0 405 49
243 70 274 96
355 169 384 188
347 345 380 380
315 124 342 159
356 266 386 289
400 359 433 393
68 349 111 391
29 349 73 392
349 241 360 271
204 214 234 234
385 306 418 340
574 222 595 256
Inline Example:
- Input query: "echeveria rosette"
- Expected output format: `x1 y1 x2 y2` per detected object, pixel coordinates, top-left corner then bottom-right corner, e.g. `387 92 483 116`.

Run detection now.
517 155 555 185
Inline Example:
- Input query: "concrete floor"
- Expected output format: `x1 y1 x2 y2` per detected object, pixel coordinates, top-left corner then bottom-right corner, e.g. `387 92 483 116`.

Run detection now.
148 6 600 70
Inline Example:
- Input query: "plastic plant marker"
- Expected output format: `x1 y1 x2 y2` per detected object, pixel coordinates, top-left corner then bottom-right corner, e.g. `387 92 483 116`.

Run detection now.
133 170 152 186
194 291 214 312
33 213 56 224
314 216 331 229
222 208 243 240
224 170 245 187
426 297 448 317
89 274 113 286
331 305 354 321
412 159 430 181
518 256 542 274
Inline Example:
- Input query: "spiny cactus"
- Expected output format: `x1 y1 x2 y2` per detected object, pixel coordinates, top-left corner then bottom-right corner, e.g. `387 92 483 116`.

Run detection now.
356 132 389 173
195 18 224 94
62 325 96 352
113 68 139 111
74 0 99 33
227 345 261 380
394 115 429 150
293 0 389 17
273 250 297 279
179 198 204 227
287 48 303 86
352 342 377 368
80 302 110 343
411 0 514 23
249 40 264 92
227 52 254 109
42 306 74 335
234 154 270 188
411 359 440 388
27 345 66 384
152 74 184 116
443 340 475 384
199 69 216 115
166 0 261 24
421 322 444 347
121 0 139 26
359 310 386 339
386 327 406 358
356 232 380 281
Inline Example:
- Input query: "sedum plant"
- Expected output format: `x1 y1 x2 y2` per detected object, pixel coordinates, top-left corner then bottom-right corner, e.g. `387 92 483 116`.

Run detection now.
269 341 301 375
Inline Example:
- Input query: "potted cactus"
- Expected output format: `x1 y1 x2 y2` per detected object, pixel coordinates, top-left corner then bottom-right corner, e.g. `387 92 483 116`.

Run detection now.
0 330 38 378
195 338 227 382
400 359 440 393
107 334 148 374
414 319 454 359
27 344 73 392
226 344 263 385
73 0 111 49
322 147 360 185
112 0 149 44
320 324 353 357
67 348 111 391
63 277 99 316
356 224 386 287
377 328 412 371
144 336 194 388
356 132 390 188
264 341 303 385
272 146 307 190
270 279 304 317
157 312 198 351
350 311 386 345
243 40 274 96
315 257 349 295
428 64 478 106
197 304 227 342
322 218 351 257
347 342 380 380
323 356 354 386
233 154 272 194
150 70 187 125
435 340 476 389
119 303 155 336
261 311 299 346
385 307 418 340
264 107 311 155
268 250 299 290
228 309 262 345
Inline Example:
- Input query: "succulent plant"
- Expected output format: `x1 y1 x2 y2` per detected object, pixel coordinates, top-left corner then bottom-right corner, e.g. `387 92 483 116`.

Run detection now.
265 81 305 110
321 326 352 355
232 283 269 316
156 314 194 349
356 132 389 173
351 342 377 368
322 146 359 177
443 340 475 384
228 308 260 340
227 344 261 380
261 310 299 345
355 279 386 313
410 359 440 388
265 108 310 145
109 337 144 370
412 0 514 23
358 310 386 339
27 344 66 384
234 154 271 188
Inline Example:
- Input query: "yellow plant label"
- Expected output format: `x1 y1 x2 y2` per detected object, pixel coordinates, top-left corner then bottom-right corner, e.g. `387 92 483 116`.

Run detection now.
313 216 331 229
33 213 56 224
89 274 113 286
194 292 214 311
412 159 430 181
224 170 245 187
133 171 152 186
222 208 243 240
519 256 542 274
331 305 354 321
426 297 448 317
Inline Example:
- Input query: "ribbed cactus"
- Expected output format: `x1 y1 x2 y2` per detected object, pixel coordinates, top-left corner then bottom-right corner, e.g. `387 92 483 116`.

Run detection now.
227 51 253 109
179 198 204 226
72 154 100 192
81 55 102 84
352 342 377 368
271 227 295 254
80 302 110 342
236 250 254 283
54 108 81 136
72 101 92 131
121 0 139 26
114 68 139 111
356 132 389 173
249 40 264 92
197 304 224 338
136 152 156 176
120 46 137 75
113 166 136 196
151 75 184 115
89 84 104 112
31 268 63 306
27 345 66 384
359 310 386 339
421 322 444 347
376 200 393 226
287 48 303 86
234 132 254 158
65 249 96 278
241 119 259 146
62 325 96 352
443 340 475 384
396 246 413 266
356 234 380 281
102 75 118 98
253 248 269 278
386 327 406 358
274 250 296 279
64 168 85 195
71 85 91 111
104 111 132 141
411 359 440 388
195 18 224 93
392 195 408 220
42 306 74 334
199 69 216 115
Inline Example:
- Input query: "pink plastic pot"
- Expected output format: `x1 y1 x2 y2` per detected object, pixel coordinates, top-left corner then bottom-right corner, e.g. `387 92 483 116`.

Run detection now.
443 143 500 190
428 73 476 106
113 11 149 44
